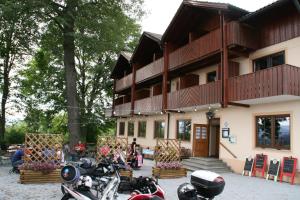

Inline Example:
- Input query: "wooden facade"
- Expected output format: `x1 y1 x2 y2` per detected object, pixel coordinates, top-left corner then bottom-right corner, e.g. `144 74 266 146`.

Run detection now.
110 0 300 117
228 64 300 102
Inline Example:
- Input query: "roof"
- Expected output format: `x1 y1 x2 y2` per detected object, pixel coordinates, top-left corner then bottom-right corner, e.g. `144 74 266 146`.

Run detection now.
239 0 294 22
131 31 162 63
120 51 132 61
161 0 249 43
110 51 132 79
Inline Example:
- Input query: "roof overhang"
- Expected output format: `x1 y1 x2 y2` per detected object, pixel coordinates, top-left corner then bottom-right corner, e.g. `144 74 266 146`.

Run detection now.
110 51 132 79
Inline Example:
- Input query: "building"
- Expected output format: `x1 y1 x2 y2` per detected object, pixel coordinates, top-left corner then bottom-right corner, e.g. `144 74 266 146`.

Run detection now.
109 0 300 182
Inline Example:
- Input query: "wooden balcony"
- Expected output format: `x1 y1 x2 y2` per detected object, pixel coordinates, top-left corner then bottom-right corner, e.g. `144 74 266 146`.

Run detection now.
105 108 112 118
134 95 162 115
167 81 221 110
226 21 259 50
135 58 164 83
115 74 132 92
169 28 221 70
114 102 131 116
228 64 300 103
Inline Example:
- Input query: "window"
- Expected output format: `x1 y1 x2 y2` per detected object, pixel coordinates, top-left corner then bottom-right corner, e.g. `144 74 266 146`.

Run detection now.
119 122 125 136
256 115 290 149
254 52 285 71
138 121 146 137
177 120 191 141
128 122 134 136
154 121 165 139
207 71 217 83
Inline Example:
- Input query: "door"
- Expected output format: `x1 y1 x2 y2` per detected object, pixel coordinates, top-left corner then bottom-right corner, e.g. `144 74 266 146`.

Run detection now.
193 124 209 157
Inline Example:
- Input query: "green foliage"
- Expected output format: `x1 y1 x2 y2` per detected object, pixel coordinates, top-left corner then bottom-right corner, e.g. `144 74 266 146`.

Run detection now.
5 122 27 144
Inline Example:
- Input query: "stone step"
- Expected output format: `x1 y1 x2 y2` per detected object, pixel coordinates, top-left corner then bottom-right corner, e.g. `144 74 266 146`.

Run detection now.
184 165 232 174
182 161 229 170
182 159 226 166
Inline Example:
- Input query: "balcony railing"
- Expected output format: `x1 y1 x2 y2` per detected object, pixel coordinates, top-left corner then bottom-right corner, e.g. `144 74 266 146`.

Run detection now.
167 81 221 110
135 58 164 83
228 64 300 102
115 74 132 92
226 21 259 50
114 102 131 116
169 28 221 70
134 95 162 114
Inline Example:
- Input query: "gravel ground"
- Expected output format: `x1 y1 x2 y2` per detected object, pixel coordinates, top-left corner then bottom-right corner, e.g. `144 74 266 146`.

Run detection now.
1 159 300 200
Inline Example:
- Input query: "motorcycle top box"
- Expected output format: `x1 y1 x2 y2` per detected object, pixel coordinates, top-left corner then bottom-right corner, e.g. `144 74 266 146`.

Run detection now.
190 170 225 199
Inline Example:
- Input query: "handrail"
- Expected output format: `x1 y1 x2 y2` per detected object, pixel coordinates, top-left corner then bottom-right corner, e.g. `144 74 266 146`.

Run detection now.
220 142 237 159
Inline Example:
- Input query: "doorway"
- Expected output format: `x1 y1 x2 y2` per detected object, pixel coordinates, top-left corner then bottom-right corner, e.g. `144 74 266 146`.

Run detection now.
209 118 220 158
193 124 209 157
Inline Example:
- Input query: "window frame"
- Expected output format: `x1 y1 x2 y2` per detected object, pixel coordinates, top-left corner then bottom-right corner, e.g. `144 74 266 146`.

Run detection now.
154 120 165 139
119 122 125 136
127 122 134 137
206 71 217 83
138 121 147 138
255 114 290 150
253 51 285 72
176 119 191 142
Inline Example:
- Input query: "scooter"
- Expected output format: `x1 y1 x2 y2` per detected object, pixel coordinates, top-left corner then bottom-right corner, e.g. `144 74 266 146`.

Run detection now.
177 170 225 200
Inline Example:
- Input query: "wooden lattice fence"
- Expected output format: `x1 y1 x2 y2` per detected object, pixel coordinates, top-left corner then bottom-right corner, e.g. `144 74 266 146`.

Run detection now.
96 136 128 160
154 139 181 166
24 133 63 164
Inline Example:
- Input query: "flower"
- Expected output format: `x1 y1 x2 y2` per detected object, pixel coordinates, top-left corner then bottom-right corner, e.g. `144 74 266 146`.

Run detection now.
156 162 182 169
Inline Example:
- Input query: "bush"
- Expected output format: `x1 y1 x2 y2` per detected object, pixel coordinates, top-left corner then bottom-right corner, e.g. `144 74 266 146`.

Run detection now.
5 122 27 144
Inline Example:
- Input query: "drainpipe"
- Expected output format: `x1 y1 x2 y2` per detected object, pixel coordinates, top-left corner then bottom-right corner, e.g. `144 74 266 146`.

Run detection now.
167 112 170 139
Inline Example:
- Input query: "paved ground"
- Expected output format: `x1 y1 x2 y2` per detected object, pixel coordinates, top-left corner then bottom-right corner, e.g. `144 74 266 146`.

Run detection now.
0 159 300 200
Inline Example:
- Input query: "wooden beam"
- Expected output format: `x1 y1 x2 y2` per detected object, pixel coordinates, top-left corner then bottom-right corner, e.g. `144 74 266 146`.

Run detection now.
229 49 249 58
222 13 229 108
165 110 185 114
112 79 116 117
130 63 137 116
162 42 169 111
228 102 250 108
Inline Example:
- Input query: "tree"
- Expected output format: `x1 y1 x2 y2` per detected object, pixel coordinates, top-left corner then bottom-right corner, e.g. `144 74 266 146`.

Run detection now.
0 1 38 140
21 0 144 145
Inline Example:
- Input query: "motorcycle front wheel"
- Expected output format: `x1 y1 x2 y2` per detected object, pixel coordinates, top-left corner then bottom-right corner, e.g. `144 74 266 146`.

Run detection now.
61 194 75 200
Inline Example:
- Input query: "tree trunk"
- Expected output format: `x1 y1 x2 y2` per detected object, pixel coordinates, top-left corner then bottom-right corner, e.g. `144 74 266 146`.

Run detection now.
63 3 81 148
0 56 10 141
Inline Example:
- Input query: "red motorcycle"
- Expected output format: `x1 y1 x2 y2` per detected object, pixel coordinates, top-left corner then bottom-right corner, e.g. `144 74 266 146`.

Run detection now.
128 176 165 200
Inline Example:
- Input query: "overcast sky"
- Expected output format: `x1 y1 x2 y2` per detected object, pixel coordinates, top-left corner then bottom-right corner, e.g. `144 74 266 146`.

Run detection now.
141 0 277 34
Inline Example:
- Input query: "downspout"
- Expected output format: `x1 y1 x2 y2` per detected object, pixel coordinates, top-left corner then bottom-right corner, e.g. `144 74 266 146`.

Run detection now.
292 0 300 13
167 112 170 139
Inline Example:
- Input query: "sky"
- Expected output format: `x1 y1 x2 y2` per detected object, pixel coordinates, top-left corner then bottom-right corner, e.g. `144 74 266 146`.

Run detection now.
141 0 277 34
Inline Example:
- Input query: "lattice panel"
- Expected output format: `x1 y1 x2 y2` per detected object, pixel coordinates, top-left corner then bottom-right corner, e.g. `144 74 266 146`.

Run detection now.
96 136 128 161
24 133 63 164
155 139 181 166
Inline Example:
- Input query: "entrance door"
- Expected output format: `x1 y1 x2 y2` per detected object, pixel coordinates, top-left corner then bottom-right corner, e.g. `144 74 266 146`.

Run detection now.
193 124 209 157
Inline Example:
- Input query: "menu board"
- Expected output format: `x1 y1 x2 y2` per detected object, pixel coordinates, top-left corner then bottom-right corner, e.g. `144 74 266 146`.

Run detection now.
283 158 295 173
268 159 280 176
244 158 254 171
255 154 265 169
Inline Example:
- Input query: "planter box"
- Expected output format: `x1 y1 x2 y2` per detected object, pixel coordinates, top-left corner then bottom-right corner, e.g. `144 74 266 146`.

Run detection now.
152 167 187 179
20 169 61 184
119 169 133 178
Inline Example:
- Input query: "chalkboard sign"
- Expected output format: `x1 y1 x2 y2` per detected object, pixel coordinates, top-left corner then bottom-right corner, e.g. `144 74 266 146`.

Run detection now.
268 159 280 176
244 158 254 171
255 155 265 169
283 158 295 173
280 157 298 185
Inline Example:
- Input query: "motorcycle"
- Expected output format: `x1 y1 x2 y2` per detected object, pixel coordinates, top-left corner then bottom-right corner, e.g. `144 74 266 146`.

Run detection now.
60 157 165 200
177 170 225 200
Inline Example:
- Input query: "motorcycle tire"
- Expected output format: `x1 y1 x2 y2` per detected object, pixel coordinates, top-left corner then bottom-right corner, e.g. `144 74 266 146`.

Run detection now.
61 194 75 200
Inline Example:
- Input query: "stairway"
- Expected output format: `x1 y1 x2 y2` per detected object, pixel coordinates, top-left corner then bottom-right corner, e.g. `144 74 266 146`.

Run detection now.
182 157 232 174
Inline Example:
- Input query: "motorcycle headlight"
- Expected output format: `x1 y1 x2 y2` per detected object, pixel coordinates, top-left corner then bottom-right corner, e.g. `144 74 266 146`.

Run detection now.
61 165 80 183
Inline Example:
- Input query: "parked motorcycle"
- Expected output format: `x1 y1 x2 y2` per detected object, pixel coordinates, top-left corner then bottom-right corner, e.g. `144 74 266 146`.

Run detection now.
60 157 165 200
177 170 225 200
